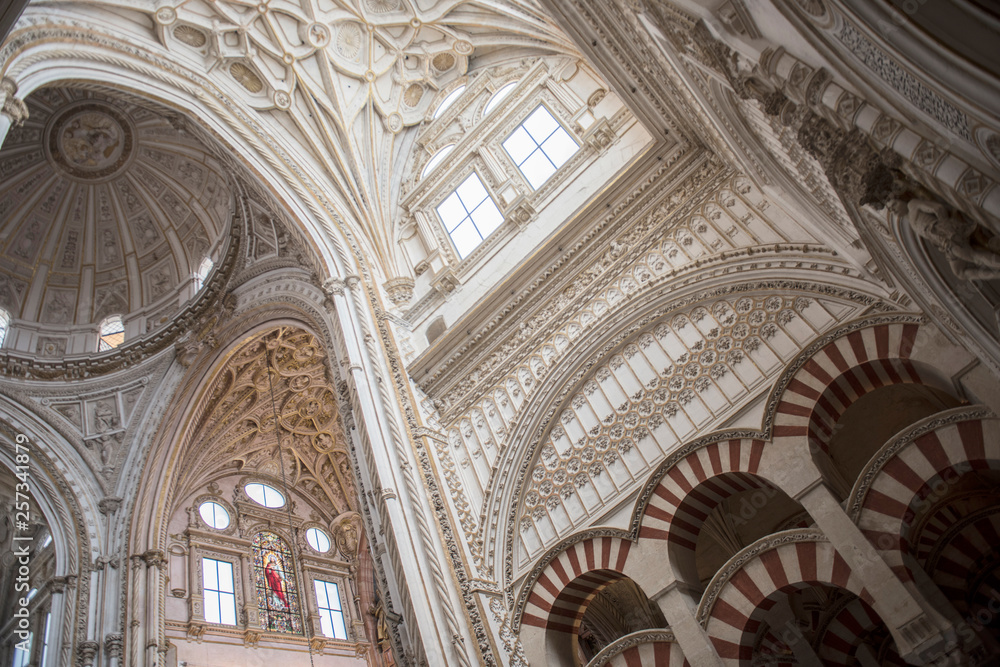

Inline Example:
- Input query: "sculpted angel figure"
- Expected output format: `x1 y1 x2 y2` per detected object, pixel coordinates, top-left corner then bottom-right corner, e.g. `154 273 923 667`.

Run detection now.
889 196 1000 281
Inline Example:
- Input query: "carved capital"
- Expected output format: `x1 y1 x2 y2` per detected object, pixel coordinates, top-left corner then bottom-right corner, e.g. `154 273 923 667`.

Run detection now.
104 633 124 658
585 118 616 154
141 549 167 570
322 277 346 298
186 622 206 642
77 641 100 667
48 574 76 595
174 335 204 368
506 202 536 229
0 77 28 127
383 277 415 306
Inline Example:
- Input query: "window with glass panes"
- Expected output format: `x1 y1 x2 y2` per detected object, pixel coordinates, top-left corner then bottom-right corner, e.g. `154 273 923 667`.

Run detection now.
98 315 125 351
502 105 578 190
436 172 504 259
314 580 348 640
202 558 237 625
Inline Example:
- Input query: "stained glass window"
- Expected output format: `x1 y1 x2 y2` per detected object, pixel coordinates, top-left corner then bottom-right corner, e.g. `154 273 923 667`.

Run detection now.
252 531 302 633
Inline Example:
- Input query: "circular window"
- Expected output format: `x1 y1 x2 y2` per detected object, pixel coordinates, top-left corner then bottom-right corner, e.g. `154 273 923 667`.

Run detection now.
244 482 285 508
306 527 331 553
199 501 230 530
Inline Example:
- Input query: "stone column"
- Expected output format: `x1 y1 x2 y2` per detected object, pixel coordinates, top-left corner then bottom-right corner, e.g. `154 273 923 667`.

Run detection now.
142 551 166 667
45 576 73 667
793 478 959 663
651 582 723 666
767 598 823 667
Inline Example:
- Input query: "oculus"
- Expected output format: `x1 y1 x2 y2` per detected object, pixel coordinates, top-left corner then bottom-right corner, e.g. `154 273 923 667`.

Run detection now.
245 482 285 508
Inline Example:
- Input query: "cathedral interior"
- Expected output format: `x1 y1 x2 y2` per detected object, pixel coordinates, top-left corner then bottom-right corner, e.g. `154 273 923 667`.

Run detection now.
0 0 999 665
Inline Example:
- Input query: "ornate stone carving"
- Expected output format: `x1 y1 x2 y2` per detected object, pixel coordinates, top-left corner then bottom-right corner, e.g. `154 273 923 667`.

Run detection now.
889 194 1000 280
383 277 415 306
431 268 460 295
0 77 28 126
98 497 122 515
186 622 206 642
174 335 204 368
77 641 100 667
104 633 123 658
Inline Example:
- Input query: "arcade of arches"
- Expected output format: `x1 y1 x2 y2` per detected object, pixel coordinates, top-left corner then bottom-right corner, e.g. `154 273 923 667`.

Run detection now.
1 1 999 666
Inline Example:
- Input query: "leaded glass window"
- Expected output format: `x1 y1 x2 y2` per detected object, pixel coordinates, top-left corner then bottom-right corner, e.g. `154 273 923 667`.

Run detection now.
252 531 302 633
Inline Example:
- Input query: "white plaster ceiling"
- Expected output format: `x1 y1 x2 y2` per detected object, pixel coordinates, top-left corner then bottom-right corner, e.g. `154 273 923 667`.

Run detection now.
0 86 232 330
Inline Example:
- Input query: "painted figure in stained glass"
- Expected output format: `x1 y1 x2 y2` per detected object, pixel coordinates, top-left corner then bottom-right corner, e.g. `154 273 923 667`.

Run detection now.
252 532 302 633
264 554 289 609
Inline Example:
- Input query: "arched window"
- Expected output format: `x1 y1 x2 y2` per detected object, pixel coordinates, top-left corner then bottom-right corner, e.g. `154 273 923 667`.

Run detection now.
421 145 455 178
98 315 125 351
433 85 466 119
194 257 214 291
483 81 517 117
252 532 302 633
0 308 9 347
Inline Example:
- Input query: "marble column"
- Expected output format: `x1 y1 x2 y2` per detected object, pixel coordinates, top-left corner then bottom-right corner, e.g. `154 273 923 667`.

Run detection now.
651 582 723 666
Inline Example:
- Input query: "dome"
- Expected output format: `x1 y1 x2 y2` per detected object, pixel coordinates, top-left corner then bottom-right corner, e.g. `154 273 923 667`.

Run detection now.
0 86 232 355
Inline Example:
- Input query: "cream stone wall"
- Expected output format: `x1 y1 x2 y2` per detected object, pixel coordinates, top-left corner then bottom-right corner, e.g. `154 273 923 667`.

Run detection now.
0 0 998 666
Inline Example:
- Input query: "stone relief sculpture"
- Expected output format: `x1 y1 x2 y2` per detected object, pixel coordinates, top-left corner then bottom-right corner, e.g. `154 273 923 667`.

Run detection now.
890 196 1000 280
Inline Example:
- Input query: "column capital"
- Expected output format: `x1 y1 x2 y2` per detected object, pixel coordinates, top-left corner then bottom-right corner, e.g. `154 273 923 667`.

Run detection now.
0 77 28 126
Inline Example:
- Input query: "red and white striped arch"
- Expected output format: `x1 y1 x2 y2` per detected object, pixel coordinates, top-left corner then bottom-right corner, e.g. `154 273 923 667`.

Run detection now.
702 536 871 663
925 512 1000 614
854 417 1000 582
640 438 770 545
773 322 950 451
518 536 633 633
601 639 689 667
817 596 905 665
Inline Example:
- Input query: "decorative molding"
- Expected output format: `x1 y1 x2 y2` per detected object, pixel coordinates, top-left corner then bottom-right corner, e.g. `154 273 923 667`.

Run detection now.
587 629 678 667
846 406 994 521
695 528 826 627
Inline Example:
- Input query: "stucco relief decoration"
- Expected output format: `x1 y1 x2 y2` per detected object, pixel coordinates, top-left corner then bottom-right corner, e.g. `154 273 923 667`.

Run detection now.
174 327 357 517
46 102 135 181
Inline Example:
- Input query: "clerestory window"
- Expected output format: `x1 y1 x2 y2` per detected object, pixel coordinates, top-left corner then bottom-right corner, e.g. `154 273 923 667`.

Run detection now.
436 172 504 259
0 308 9 347
194 257 214 291
502 105 578 190
98 315 125 352
315 580 348 640
202 558 237 625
